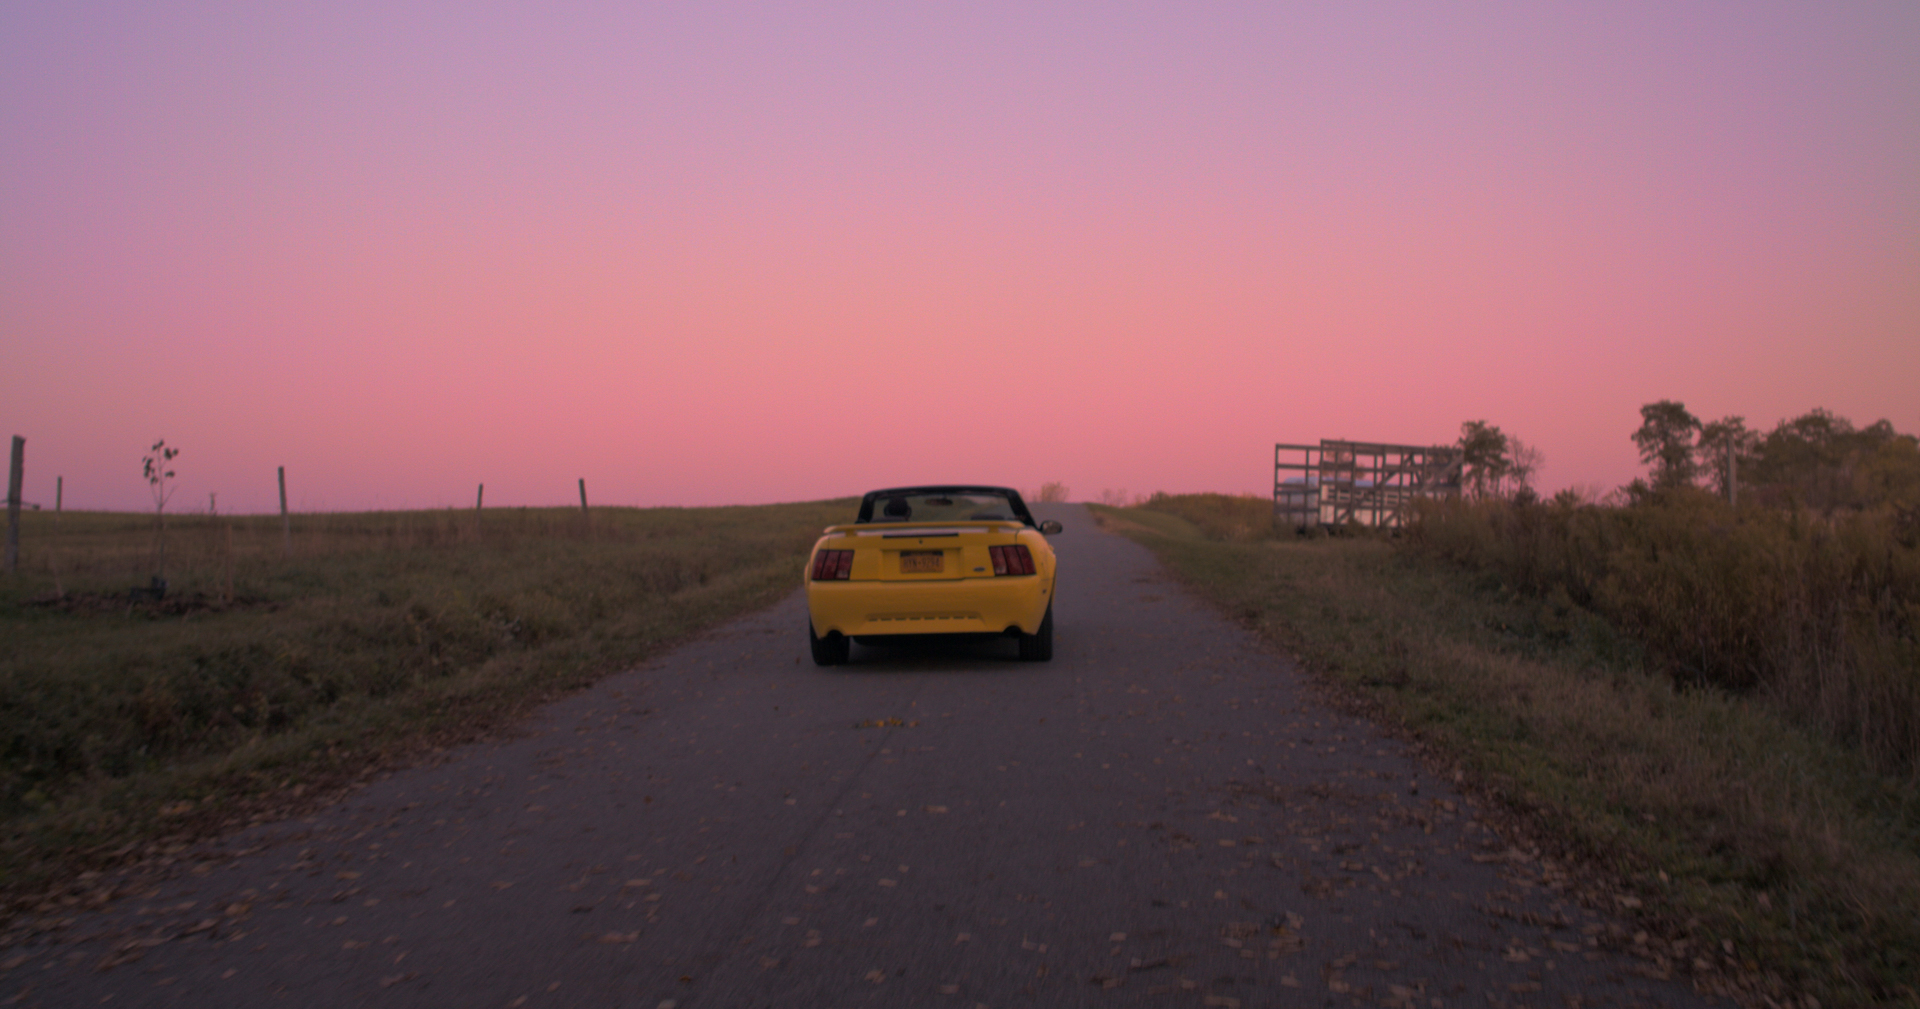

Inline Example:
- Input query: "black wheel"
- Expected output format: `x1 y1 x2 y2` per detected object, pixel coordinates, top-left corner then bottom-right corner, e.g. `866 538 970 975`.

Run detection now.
1018 605 1054 662
809 622 850 666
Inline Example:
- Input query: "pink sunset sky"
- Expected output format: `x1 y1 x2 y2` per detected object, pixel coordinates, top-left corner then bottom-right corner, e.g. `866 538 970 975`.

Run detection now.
4 3 1916 513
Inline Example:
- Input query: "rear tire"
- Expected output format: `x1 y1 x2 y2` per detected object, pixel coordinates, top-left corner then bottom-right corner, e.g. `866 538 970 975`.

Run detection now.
809 622 850 666
1018 605 1054 662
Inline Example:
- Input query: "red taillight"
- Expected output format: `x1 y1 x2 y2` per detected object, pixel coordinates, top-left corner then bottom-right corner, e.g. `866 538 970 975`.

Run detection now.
989 545 1034 576
811 549 853 581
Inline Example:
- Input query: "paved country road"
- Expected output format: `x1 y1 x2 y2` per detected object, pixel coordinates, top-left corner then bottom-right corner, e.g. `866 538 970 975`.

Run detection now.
9 505 1709 1008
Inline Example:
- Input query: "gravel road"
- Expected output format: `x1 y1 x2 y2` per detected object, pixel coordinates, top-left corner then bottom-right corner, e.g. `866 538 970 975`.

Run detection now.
7 504 1710 1008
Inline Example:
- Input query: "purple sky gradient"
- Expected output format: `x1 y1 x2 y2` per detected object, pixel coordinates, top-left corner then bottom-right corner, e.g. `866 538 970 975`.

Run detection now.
5 2 1916 512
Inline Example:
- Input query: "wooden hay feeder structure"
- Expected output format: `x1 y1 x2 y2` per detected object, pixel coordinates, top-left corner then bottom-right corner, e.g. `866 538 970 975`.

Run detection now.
1274 439 1463 529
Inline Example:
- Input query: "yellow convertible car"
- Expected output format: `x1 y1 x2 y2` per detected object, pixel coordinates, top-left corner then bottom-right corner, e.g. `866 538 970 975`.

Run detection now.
806 486 1062 665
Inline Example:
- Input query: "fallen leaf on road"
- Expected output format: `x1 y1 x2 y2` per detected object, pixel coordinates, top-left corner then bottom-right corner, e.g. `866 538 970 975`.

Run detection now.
863 968 886 984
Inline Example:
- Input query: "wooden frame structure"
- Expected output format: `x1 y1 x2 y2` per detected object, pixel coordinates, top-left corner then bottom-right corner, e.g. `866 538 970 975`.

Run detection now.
1274 439 1463 529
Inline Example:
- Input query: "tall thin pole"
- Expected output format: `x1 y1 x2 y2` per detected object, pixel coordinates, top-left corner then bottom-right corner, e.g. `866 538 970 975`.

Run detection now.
5 436 23 574
476 483 484 510
579 478 589 515
278 465 291 555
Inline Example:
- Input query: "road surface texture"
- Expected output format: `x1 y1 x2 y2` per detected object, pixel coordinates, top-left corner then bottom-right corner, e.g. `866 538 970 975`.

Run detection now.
8 505 1711 1008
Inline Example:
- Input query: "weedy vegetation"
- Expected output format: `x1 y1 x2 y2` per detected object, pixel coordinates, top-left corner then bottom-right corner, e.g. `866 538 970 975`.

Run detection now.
0 500 852 898
1095 478 1920 1007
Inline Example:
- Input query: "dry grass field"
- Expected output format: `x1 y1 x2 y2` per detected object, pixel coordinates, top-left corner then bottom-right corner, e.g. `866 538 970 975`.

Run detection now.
0 501 852 900
1093 495 1920 1008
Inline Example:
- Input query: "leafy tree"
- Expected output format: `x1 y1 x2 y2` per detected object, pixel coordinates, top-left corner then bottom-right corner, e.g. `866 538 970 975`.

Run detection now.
1748 409 1920 511
1632 400 1701 491
1696 415 1759 502
143 439 179 582
1507 437 1543 497
1458 420 1511 499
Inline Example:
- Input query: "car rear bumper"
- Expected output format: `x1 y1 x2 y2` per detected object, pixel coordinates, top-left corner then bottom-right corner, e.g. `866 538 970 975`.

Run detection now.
807 576 1052 638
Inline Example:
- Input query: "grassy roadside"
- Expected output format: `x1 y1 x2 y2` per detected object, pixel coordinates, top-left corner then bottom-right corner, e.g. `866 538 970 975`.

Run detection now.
1090 502 1920 1008
0 501 852 916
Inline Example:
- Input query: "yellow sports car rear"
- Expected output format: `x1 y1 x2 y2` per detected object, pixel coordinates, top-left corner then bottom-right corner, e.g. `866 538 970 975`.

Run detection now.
805 486 1061 665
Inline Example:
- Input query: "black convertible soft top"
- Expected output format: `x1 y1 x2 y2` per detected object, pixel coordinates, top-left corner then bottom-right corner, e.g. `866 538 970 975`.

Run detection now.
854 486 1037 527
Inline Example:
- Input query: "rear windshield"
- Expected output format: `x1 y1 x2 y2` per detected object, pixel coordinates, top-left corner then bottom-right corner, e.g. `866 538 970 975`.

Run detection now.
860 491 1023 525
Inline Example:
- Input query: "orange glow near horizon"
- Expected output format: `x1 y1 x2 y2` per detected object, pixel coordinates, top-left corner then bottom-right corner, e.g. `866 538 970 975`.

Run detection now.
5 4 1917 513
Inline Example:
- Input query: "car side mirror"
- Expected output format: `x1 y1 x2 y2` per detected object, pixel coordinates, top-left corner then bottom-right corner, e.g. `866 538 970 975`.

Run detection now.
1039 520 1063 535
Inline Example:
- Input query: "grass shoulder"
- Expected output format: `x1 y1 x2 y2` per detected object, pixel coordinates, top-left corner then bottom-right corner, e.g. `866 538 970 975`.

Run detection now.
0 501 853 924
1088 502 1920 1008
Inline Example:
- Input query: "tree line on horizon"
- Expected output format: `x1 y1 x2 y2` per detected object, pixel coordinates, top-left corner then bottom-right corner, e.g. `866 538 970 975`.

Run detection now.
1455 402 1919 513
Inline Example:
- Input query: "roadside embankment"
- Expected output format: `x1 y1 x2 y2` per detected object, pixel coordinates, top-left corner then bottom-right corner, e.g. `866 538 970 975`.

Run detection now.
1092 496 1920 1009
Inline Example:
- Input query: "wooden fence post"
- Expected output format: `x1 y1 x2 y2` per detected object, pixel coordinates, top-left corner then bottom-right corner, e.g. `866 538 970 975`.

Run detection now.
476 483 484 510
278 466 291 555
579 478 588 514
6 436 23 574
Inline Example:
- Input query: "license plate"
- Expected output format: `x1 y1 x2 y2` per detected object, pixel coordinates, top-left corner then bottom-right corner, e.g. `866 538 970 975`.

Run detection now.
899 551 943 574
